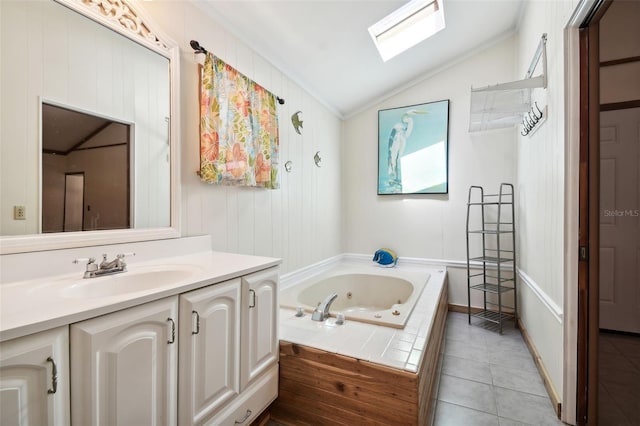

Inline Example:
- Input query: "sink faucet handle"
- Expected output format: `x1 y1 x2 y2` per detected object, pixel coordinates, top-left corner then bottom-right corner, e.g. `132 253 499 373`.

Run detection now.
116 252 136 259
73 257 98 273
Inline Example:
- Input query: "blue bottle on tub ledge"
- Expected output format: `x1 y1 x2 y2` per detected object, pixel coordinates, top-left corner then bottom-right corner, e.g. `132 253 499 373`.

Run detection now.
373 248 398 267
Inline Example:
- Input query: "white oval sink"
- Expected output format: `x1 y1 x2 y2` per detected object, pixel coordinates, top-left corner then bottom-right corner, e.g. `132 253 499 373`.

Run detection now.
61 265 201 299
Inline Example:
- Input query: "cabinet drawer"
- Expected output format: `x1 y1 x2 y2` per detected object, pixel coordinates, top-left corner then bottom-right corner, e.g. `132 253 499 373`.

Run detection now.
206 364 278 426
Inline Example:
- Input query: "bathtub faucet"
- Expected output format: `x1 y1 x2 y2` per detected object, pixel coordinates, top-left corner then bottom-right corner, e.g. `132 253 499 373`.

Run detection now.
311 293 338 321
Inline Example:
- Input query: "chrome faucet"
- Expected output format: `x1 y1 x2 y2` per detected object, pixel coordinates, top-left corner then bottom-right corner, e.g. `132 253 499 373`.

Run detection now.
74 252 135 278
311 293 338 321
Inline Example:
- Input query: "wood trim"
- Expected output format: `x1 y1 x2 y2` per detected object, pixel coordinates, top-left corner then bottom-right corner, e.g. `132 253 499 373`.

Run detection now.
577 27 590 426
578 15 603 424
587 19 601 426
274 345 418 425
420 284 448 425
600 100 640 111
518 318 562 418
600 55 640 67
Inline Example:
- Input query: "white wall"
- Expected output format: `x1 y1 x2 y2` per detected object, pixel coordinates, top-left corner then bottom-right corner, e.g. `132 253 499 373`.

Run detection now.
342 36 517 307
139 2 343 275
515 0 580 410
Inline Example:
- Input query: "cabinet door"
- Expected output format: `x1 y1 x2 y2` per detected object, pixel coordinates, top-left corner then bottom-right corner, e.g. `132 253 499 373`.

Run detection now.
178 279 241 425
241 267 278 390
0 326 70 426
71 296 178 426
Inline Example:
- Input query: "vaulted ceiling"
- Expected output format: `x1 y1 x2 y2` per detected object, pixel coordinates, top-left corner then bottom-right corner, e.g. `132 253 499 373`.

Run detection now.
196 0 525 118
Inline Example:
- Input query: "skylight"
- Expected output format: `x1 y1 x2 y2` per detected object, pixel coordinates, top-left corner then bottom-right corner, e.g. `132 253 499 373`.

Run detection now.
368 0 445 62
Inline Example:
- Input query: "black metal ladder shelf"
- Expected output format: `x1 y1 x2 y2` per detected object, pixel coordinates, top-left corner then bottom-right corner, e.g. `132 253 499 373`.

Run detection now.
466 183 518 333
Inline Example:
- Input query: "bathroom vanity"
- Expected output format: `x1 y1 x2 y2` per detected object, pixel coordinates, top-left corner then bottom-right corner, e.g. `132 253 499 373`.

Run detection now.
0 0 281 423
0 244 280 426
0 0 283 421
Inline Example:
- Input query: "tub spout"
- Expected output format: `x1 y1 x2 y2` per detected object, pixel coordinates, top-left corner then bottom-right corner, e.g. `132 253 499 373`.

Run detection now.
311 293 338 321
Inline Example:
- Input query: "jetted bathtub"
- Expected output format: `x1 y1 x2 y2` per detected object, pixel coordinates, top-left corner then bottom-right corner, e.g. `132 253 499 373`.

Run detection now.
279 264 430 328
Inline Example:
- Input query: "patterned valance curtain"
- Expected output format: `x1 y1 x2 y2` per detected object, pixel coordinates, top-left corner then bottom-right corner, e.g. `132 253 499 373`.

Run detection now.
199 53 279 189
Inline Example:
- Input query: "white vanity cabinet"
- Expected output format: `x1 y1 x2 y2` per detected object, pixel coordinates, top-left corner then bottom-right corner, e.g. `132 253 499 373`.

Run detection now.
241 267 279 390
0 326 70 426
70 296 179 426
0 261 280 426
179 267 279 426
178 278 241 425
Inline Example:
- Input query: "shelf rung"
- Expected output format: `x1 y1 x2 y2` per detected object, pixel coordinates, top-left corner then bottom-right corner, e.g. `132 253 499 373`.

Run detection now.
468 230 514 234
472 309 514 324
470 283 515 294
484 301 516 310
483 193 514 197
484 275 514 282
468 272 485 278
469 256 514 263
468 202 509 206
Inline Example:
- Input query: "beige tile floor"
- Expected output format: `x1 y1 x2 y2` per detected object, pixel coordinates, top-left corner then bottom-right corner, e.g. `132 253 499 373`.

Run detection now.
598 331 640 425
433 312 562 425
267 311 563 425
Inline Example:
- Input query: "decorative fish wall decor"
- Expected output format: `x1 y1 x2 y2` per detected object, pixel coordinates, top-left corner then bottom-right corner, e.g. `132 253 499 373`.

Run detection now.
291 111 303 135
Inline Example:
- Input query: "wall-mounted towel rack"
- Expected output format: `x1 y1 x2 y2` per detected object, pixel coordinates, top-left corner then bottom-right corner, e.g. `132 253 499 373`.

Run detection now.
468 34 547 133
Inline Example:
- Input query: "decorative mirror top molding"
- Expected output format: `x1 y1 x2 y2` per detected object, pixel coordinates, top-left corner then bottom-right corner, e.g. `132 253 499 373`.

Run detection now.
56 0 170 54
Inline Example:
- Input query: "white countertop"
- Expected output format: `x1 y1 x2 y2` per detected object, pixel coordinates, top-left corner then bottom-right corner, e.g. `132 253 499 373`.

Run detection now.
0 250 280 342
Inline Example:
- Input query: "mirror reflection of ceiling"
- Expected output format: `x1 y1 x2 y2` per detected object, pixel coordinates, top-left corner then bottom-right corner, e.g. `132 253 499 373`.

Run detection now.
42 104 128 154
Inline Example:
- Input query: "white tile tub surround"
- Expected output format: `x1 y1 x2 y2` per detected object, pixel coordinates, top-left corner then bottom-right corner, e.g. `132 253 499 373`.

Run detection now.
280 263 429 328
279 259 447 373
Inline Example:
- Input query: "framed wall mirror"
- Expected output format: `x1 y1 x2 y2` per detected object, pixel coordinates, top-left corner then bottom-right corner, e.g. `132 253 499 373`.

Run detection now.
0 0 181 254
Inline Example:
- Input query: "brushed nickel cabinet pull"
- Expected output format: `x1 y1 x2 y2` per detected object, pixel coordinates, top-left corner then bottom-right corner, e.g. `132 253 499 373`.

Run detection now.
192 310 200 335
249 289 256 308
46 356 58 394
167 318 176 344
234 409 252 424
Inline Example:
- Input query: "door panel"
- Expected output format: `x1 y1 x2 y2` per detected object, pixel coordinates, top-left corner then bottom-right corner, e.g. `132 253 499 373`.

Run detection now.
70 297 178 426
241 268 278 391
0 327 70 426
600 108 640 332
599 247 615 303
178 279 241 425
63 173 84 232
